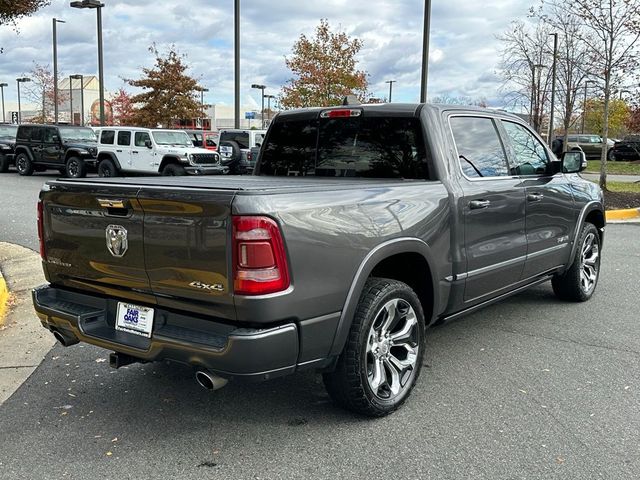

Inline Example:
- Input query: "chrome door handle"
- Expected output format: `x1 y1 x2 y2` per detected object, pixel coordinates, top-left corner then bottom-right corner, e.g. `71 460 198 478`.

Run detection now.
527 193 544 202
469 200 491 210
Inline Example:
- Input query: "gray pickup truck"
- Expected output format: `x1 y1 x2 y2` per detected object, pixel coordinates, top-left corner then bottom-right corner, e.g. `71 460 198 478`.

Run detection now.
32 103 604 416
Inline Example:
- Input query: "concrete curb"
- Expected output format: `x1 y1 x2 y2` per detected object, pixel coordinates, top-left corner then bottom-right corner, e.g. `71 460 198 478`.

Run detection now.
0 269 8 325
606 208 640 221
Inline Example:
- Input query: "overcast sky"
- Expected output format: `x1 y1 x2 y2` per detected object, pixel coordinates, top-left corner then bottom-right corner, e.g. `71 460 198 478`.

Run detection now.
0 0 536 109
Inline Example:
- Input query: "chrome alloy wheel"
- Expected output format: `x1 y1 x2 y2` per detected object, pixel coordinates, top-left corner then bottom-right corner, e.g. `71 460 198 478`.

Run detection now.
580 232 599 294
366 298 420 400
16 156 27 173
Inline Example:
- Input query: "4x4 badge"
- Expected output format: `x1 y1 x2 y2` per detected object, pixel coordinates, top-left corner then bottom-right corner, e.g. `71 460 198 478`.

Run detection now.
106 225 128 258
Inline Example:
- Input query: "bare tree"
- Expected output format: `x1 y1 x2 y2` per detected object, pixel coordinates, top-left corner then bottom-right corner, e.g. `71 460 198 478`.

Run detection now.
533 4 592 152
497 20 554 134
556 0 640 190
430 95 488 107
22 63 68 123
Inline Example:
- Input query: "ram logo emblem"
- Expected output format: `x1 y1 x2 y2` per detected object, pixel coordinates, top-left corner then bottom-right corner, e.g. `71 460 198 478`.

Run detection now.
106 225 128 258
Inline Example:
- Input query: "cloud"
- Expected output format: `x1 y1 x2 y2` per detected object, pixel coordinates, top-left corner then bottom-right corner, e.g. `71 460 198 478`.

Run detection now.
0 0 534 108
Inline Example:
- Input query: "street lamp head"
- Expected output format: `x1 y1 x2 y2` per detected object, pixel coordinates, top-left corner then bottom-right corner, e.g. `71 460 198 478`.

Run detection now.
70 0 104 9
16 77 31 83
251 84 266 90
70 74 83 79
54 18 66 23
0 83 8 88
201 87 210 92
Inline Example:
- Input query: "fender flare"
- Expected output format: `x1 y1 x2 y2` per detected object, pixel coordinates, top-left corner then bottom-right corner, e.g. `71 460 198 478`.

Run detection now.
159 155 183 172
328 237 440 357
565 200 605 271
97 152 122 170
14 147 34 162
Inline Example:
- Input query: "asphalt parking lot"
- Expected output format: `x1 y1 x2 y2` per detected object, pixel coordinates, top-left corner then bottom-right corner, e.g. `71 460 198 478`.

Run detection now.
0 172 639 479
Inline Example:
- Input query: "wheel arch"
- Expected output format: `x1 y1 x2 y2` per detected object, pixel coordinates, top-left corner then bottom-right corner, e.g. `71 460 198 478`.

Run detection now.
97 152 122 170
14 146 34 161
159 155 183 171
565 201 605 272
328 238 440 357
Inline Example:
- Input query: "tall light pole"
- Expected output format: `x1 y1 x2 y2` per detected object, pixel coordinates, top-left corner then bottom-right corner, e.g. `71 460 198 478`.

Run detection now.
582 80 595 134
16 78 31 124
70 0 105 126
420 0 431 102
234 0 240 129
200 87 209 129
251 84 266 128
53 18 65 125
68 75 74 124
547 33 558 144
385 80 396 103
70 74 84 125
264 94 276 125
0 83 7 123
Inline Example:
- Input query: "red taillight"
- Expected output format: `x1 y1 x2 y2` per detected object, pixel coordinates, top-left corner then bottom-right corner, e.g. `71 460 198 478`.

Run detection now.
232 216 290 295
37 200 46 260
320 109 362 118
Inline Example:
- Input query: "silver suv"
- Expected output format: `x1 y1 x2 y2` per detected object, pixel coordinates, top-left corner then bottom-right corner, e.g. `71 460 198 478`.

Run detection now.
96 127 226 177
218 129 266 174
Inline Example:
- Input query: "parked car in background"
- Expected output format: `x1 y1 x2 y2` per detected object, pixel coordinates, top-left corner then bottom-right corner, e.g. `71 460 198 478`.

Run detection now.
13 124 97 178
96 127 226 177
564 134 615 160
184 130 219 151
218 128 266 173
611 135 640 161
0 124 18 173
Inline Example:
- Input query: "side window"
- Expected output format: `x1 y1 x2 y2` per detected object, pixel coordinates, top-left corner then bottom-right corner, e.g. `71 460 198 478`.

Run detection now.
235 133 250 149
30 127 44 142
450 116 510 178
117 131 131 146
501 121 550 176
101 130 115 145
134 132 151 147
43 127 58 143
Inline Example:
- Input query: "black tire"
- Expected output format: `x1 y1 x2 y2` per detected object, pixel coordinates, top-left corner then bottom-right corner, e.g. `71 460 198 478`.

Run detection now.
552 222 601 302
98 158 120 177
0 154 9 173
218 140 242 173
323 278 426 417
15 153 33 176
65 156 87 178
607 149 615 161
161 163 186 176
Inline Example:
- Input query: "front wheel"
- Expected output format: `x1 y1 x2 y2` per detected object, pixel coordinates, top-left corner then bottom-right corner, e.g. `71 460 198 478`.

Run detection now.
552 222 601 302
66 156 87 178
15 153 33 176
323 278 425 417
607 149 615 161
98 159 120 177
161 163 186 176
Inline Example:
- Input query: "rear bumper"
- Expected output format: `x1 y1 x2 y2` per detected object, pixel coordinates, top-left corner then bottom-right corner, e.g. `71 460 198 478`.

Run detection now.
185 165 229 175
32 285 303 381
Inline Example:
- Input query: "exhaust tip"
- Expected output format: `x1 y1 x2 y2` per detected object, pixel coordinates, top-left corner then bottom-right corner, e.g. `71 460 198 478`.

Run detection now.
52 329 78 347
195 370 228 391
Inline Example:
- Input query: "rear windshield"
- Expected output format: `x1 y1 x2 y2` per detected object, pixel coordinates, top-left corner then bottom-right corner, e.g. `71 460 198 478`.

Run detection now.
0 125 17 139
259 116 429 179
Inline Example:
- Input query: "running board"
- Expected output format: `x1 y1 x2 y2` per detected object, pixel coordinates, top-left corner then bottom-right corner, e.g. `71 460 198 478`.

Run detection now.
438 275 554 324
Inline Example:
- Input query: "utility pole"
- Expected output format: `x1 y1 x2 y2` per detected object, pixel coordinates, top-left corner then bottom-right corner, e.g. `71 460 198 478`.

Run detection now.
385 80 396 102
420 0 431 102
53 18 65 124
234 0 240 128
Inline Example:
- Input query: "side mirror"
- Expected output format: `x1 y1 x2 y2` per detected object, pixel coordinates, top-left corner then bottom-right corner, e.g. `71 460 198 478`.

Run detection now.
562 150 587 173
144 139 152 149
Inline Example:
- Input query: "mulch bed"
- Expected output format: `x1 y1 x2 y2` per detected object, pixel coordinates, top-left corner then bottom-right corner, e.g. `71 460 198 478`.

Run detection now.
604 190 640 210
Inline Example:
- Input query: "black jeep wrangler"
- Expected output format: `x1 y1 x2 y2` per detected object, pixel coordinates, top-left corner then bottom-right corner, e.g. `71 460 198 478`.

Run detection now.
0 124 17 173
14 124 98 178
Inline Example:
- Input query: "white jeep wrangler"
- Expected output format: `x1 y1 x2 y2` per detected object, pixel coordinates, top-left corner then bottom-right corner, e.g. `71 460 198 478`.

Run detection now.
96 127 227 177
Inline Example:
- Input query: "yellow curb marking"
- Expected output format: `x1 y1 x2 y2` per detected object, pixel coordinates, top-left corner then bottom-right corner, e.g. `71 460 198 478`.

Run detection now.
0 275 8 326
606 208 640 221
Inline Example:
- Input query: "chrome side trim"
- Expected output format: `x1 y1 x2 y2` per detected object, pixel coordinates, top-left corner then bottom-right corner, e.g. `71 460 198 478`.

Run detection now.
527 243 567 259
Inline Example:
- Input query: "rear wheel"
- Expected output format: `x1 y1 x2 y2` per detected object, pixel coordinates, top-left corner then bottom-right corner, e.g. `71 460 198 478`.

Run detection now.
98 159 120 177
323 278 425 417
161 163 186 176
607 149 615 161
15 153 33 176
552 222 600 302
65 156 87 178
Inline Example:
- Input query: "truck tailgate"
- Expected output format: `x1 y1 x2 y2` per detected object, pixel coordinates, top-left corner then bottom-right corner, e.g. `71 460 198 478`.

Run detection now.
138 187 236 319
42 182 152 304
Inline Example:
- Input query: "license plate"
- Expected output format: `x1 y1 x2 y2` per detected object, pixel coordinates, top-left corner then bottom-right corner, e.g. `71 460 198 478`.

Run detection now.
115 302 154 338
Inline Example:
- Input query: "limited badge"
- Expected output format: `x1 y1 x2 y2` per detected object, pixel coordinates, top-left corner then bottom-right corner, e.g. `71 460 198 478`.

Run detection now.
106 225 128 258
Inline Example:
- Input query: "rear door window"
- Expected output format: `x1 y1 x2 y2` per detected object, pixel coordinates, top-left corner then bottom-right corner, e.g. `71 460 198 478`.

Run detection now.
450 116 509 178
117 131 131 146
30 127 44 142
260 115 429 179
